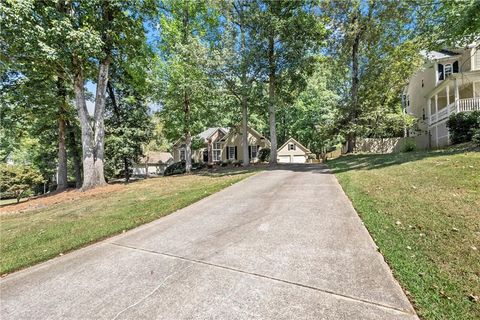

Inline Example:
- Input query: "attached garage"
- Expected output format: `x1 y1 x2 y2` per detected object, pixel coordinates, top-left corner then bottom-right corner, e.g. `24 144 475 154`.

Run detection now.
278 155 291 163
277 137 312 164
293 155 306 163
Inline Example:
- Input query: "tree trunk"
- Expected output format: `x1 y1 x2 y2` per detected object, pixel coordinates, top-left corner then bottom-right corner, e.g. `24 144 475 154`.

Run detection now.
268 30 277 164
67 122 83 188
347 19 361 153
182 5 192 173
241 93 249 166
240 21 249 167
185 131 192 173
72 57 108 190
69 0 113 190
57 117 68 191
56 75 68 191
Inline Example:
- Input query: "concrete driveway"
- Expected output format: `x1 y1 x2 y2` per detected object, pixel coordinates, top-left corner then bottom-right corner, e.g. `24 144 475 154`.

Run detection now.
1 165 417 319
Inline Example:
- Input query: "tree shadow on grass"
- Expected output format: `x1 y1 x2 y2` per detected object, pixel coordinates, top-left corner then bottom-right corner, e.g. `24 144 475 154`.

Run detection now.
328 143 479 174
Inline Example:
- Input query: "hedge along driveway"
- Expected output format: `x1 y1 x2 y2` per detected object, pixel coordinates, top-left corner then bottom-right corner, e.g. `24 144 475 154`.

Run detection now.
0 170 256 275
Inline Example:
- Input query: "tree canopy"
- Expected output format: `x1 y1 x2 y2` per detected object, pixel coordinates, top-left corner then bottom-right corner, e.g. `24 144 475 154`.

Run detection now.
1 0 479 192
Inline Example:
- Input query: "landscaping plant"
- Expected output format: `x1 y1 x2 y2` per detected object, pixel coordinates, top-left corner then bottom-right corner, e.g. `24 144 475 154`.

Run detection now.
0 164 44 203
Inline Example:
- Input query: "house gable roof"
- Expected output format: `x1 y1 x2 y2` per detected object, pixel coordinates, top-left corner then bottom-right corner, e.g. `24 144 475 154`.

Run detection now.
197 127 229 141
218 125 270 145
173 127 229 147
278 137 312 154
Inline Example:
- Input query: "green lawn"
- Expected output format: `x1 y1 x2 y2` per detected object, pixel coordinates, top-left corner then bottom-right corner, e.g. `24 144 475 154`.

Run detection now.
0 170 255 275
328 144 480 320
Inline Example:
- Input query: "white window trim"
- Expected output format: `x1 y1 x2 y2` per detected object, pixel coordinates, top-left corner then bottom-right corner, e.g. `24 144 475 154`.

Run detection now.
228 146 235 160
212 142 222 161
213 150 221 161
444 63 452 77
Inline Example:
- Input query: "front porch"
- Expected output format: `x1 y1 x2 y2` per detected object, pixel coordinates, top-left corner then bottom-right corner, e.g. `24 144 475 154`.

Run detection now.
429 97 480 124
428 74 480 125
427 74 480 147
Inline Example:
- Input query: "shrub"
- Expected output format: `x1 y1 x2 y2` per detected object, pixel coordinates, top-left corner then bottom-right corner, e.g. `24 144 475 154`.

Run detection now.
0 164 44 203
163 161 186 176
402 139 417 152
472 128 480 147
258 148 270 162
220 161 228 167
446 111 480 144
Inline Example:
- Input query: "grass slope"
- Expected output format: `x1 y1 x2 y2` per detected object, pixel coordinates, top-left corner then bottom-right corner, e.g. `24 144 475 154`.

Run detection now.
0 170 255 275
328 144 480 320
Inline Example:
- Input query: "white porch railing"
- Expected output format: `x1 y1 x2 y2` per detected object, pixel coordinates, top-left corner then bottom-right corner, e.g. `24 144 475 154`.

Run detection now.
429 97 480 125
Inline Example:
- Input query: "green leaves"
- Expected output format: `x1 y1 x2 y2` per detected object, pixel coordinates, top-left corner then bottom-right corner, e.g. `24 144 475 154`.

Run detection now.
0 163 44 201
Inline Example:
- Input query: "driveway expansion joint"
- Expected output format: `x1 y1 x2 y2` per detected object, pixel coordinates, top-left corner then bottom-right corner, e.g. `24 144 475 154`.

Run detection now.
109 241 415 316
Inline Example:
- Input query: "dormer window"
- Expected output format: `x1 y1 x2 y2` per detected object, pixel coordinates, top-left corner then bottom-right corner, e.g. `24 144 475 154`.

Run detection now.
444 63 452 77
438 61 459 81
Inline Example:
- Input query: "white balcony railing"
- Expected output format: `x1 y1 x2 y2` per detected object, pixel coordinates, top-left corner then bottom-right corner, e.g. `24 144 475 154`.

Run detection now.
429 97 480 125
458 98 480 112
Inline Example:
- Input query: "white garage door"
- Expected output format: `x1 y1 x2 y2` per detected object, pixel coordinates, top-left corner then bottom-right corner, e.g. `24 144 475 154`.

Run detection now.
293 155 306 163
278 155 291 163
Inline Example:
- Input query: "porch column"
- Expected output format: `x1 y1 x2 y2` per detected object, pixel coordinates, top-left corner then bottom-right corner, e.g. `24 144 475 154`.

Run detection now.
446 85 450 106
435 94 438 115
427 97 431 126
454 78 459 112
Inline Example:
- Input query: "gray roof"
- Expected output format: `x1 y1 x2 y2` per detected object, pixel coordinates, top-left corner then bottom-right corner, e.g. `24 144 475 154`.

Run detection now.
196 127 229 141
421 49 460 61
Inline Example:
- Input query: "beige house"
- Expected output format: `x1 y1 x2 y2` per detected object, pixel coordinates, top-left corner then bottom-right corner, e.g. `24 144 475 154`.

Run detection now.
172 127 229 163
172 125 270 164
277 137 312 163
132 151 173 176
218 126 270 163
404 44 480 147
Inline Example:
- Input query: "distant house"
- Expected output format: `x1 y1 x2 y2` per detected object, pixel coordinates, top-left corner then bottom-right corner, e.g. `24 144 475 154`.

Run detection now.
172 125 270 164
172 127 229 163
217 125 270 163
132 151 173 176
277 137 312 163
403 43 480 147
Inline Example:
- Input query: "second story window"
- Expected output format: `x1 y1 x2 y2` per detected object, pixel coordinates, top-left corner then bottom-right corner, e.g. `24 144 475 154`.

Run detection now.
438 63 444 81
438 61 459 81
444 63 452 77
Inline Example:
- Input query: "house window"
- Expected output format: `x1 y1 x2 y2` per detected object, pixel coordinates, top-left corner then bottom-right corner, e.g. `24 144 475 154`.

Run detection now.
444 63 452 77
421 79 424 87
180 149 186 161
288 143 296 151
213 150 221 161
250 145 258 159
438 63 444 81
228 146 236 160
213 142 221 162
